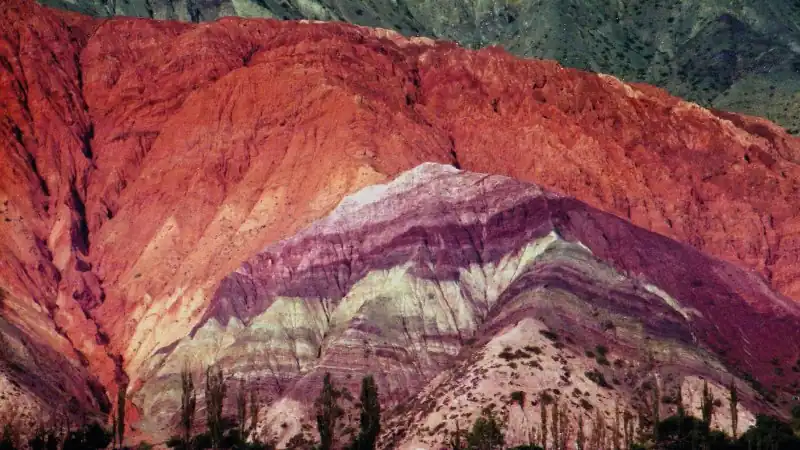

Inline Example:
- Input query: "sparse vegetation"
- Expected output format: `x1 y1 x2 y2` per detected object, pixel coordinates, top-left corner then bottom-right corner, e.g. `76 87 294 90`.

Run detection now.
538 330 558 341
465 409 504 450
585 369 611 389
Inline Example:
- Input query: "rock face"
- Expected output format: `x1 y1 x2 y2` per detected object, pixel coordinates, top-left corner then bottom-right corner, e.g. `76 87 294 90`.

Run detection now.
144 163 799 447
37 0 800 136
1 0 800 445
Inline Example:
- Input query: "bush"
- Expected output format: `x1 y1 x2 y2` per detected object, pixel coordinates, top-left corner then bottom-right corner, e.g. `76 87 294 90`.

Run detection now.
585 369 611 389
63 423 111 450
465 410 505 450
510 391 525 407
539 330 558 341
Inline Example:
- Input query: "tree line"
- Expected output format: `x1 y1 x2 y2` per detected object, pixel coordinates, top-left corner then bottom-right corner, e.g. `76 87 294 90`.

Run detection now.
448 380 800 450
1 371 798 450
167 366 381 450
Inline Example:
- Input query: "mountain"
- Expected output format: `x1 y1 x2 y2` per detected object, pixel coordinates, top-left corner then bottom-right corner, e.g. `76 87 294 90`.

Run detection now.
36 0 800 136
1 0 800 446
162 162 799 448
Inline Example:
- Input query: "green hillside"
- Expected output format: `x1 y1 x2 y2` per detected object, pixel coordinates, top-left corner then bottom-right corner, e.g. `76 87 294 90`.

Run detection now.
41 0 800 134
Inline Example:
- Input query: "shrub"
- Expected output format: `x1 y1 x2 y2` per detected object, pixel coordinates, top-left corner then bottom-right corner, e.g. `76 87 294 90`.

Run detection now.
539 330 558 341
465 410 505 450
585 369 611 389
510 391 525 407
524 346 542 355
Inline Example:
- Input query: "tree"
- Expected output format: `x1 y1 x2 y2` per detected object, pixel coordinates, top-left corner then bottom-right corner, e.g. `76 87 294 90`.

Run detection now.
353 375 380 450
465 409 505 450
180 364 197 449
237 378 247 437
205 364 227 450
701 380 714 426
550 402 559 450
558 404 569 450
576 414 585 450
315 373 343 450
0 424 17 450
655 414 709 450
653 380 661 443
450 421 465 450
737 414 800 450
623 410 634 450
589 409 605 450
540 395 548 450
612 400 620 450
28 427 46 450
249 388 260 435
63 423 112 450
729 380 738 439
117 383 127 449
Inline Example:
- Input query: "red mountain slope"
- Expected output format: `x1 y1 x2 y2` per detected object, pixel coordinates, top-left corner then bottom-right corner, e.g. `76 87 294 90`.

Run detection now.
1 0 799 439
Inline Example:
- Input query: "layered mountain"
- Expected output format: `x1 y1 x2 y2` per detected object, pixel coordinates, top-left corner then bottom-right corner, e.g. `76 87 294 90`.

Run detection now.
145 162 799 448
37 0 800 135
1 0 800 446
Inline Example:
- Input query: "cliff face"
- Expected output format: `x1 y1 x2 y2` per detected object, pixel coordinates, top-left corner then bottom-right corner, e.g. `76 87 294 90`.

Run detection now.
1 0 800 444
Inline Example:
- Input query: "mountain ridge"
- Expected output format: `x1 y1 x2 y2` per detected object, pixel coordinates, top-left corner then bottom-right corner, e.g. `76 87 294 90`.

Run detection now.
36 0 800 135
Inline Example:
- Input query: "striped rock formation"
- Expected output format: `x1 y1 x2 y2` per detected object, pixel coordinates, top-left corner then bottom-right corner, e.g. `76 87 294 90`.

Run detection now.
1 0 800 445
137 163 799 447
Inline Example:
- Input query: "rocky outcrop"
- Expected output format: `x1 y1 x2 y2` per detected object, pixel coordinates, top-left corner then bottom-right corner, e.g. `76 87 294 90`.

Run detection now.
1 0 800 444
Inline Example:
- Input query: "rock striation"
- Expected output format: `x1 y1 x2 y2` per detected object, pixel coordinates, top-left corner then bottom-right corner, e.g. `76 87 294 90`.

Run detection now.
1 0 800 445
146 163 799 447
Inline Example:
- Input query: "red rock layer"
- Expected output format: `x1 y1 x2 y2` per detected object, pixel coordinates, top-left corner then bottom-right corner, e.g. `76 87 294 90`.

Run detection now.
1 0 800 420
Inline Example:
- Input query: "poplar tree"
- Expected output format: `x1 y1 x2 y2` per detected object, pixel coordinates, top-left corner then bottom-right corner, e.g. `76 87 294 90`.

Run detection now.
701 380 714 425
116 384 126 449
652 381 661 442
558 404 569 450
550 402 559 450
205 365 227 450
540 395 548 450
576 414 585 450
355 375 380 450
236 378 247 438
315 373 343 450
622 410 634 450
729 380 738 439
180 364 197 449
611 400 620 450
249 388 260 434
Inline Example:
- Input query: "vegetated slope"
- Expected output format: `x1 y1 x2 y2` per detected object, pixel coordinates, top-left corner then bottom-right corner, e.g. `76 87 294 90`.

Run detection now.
140 163 799 447
37 0 800 135
1 0 800 439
